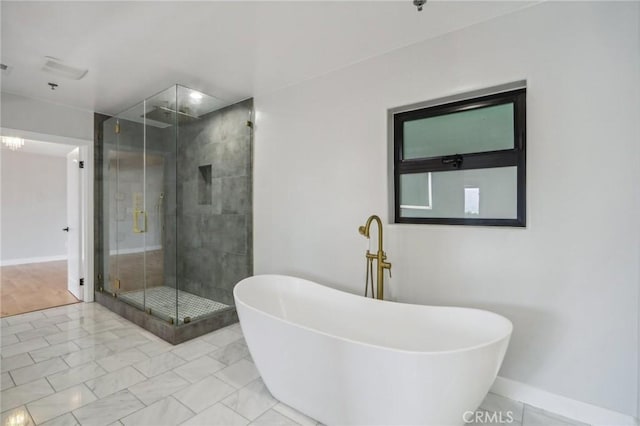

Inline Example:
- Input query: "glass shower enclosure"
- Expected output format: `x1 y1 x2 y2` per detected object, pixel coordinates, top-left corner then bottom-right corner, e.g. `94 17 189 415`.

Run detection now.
97 85 253 343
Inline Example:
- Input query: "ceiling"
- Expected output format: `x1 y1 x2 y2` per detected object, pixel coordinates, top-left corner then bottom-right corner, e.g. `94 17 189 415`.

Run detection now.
1 1 537 116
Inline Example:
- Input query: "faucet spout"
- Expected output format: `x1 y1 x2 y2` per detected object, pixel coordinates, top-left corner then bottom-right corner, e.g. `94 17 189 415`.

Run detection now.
360 215 384 251
359 215 391 300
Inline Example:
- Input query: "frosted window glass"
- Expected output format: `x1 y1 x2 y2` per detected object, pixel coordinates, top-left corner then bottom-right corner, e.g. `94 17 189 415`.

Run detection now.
399 167 517 219
400 173 432 210
403 103 514 160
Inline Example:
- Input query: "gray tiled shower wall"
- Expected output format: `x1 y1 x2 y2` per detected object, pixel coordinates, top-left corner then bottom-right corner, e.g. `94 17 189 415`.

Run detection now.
95 98 253 307
173 99 253 305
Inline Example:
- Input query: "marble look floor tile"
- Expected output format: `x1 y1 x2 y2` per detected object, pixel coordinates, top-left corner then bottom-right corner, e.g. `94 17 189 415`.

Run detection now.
250 409 301 426
200 328 243 348
45 328 89 345
72 390 144 426
0 405 35 426
29 341 81 363
1 378 54 411
104 333 151 352
172 340 218 362
209 340 250 366
68 317 100 329
121 396 194 426
174 355 225 383
222 378 277 421
2 333 20 346
81 319 124 334
40 412 80 426
173 375 236 413
26 383 97 424
63 344 115 368
85 366 146 398
10 357 69 386
16 326 62 342
128 371 189 405
5 311 46 325
136 340 174 358
1 371 15 391
135 329 165 343
215 359 260 389
73 331 119 349
55 319 85 332
1 353 34 373
480 392 524 423
109 328 147 338
31 315 73 329
43 305 81 318
181 402 250 426
522 405 589 426
2 337 50 358
132 352 185 378
226 323 243 334
273 403 318 426
96 348 149 372
47 361 107 391
2 322 35 336
63 311 87 321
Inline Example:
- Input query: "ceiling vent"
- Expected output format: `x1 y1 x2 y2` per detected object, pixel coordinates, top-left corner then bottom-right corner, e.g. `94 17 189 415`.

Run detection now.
42 58 88 80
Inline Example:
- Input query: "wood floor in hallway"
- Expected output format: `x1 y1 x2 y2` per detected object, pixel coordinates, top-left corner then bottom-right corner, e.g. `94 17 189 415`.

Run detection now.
0 260 79 317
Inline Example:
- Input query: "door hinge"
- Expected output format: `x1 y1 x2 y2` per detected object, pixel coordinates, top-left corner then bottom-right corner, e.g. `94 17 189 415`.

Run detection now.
115 279 121 290
115 122 120 134
79 161 84 169
79 278 84 286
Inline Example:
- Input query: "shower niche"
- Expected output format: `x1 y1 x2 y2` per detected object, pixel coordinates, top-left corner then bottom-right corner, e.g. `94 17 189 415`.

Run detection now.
95 85 253 343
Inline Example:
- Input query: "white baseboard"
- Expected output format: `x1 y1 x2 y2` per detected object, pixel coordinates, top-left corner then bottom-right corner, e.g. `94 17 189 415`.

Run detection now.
1 255 67 267
492 376 638 426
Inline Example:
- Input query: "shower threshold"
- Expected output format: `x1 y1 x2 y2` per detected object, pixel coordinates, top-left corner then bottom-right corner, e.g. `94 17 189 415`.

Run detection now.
118 286 230 325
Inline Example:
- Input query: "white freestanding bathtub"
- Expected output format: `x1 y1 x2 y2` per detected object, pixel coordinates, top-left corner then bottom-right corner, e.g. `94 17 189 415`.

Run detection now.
234 275 512 426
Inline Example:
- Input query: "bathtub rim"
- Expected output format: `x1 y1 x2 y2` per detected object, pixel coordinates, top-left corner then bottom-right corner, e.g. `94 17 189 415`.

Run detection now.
234 274 513 356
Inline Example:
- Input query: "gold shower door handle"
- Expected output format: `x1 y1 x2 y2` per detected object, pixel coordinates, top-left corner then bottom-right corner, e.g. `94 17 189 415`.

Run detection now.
133 210 147 233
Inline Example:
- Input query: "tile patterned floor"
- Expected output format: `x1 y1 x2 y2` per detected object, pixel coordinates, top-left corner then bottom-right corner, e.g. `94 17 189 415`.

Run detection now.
1 303 589 426
118 287 229 325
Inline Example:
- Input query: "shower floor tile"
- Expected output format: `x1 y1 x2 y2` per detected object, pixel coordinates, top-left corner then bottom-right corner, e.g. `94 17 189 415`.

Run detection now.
118 287 229 325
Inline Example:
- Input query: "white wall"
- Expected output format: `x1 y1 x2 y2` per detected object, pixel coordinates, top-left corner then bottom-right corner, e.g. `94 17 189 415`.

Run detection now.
1 150 67 263
254 2 639 418
0 92 93 141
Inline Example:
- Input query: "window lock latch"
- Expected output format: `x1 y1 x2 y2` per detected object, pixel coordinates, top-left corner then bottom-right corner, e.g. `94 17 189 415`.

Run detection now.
442 154 463 168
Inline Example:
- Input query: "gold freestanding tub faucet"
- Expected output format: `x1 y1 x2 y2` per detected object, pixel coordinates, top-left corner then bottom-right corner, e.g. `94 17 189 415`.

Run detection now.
359 215 392 300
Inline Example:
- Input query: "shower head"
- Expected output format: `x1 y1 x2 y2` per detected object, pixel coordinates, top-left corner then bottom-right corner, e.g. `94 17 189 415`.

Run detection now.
143 106 200 125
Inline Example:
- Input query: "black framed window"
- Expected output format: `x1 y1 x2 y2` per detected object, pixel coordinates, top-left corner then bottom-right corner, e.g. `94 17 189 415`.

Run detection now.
393 88 526 226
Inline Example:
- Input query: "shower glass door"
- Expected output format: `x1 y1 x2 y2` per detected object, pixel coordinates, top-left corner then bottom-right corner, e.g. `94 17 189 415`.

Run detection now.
141 86 178 323
103 100 148 311
102 87 178 323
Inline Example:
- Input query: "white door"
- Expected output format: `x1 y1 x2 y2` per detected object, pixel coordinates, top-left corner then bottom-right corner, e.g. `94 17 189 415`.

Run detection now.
66 147 82 300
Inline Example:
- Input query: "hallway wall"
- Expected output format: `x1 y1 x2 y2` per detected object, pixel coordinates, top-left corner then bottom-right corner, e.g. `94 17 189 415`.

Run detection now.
1 150 67 264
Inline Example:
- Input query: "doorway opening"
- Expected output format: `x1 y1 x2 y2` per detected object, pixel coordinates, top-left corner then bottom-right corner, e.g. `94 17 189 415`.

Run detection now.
0 130 93 317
